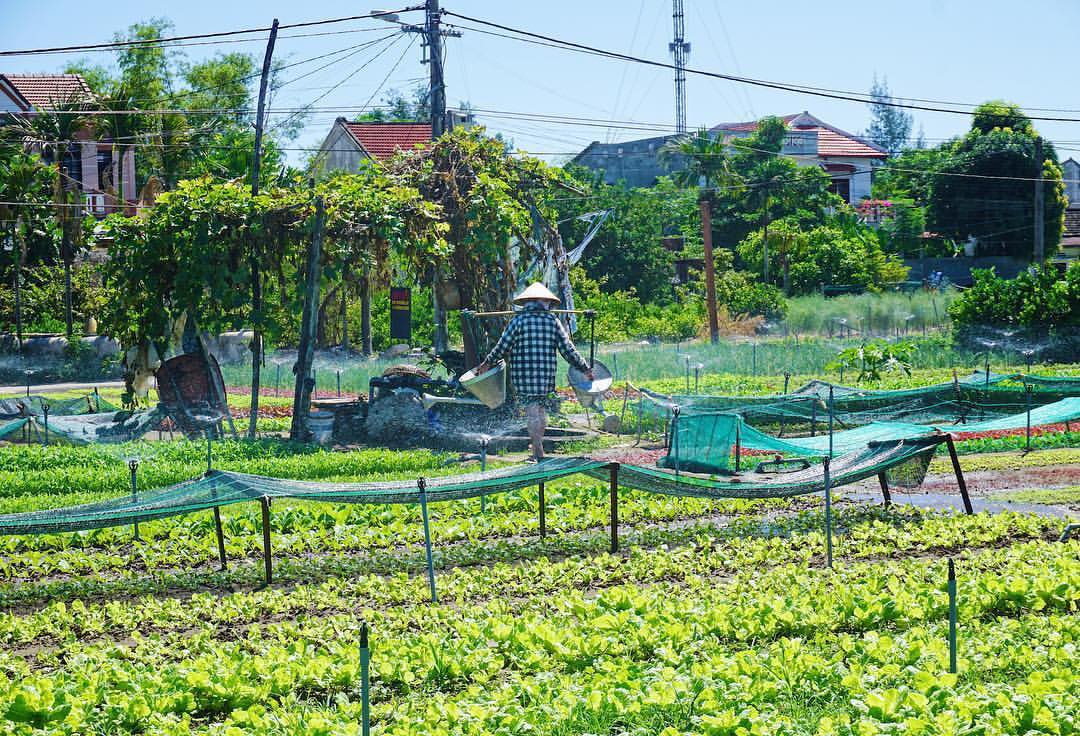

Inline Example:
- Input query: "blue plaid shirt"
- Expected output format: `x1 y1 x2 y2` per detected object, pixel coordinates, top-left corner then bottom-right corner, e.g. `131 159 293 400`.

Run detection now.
484 305 590 399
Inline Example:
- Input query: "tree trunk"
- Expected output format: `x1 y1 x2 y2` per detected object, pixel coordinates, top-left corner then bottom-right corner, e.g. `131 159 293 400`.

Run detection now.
360 273 372 356
340 269 350 352
290 197 325 442
699 197 719 344
246 238 263 440
14 222 25 351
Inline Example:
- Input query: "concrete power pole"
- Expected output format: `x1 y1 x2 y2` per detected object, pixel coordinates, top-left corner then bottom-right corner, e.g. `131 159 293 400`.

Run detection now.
427 0 449 353
1033 135 1045 262
669 0 690 134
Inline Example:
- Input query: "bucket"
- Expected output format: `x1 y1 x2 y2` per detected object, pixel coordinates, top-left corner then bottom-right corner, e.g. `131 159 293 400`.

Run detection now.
567 360 613 409
309 409 335 444
460 361 507 409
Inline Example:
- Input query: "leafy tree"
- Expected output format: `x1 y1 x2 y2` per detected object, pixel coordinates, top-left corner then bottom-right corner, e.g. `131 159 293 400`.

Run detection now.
864 76 912 155
555 168 696 304
737 215 908 295
872 146 949 204
928 102 1065 260
356 84 432 123
0 153 58 338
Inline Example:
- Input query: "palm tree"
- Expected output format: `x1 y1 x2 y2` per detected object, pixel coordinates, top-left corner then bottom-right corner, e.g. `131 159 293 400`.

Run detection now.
96 85 145 213
3 95 89 336
0 154 55 348
660 129 737 344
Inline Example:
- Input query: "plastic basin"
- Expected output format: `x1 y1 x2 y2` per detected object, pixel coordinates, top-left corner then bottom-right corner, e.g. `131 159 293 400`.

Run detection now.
567 360 613 408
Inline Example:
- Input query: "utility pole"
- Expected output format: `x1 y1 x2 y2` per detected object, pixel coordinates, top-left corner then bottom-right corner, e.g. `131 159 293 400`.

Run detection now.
247 18 279 440
1033 135 1045 262
669 0 690 134
427 0 449 352
377 3 459 353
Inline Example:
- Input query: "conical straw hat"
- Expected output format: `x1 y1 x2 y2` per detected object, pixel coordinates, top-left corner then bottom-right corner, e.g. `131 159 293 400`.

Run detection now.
512 282 561 305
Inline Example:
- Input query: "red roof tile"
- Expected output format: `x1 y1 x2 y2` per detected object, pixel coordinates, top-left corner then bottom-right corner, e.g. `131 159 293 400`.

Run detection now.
2 74 92 109
711 112 886 159
342 121 432 161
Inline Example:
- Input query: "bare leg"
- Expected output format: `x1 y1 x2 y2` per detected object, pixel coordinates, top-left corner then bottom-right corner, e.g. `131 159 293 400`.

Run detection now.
526 402 546 460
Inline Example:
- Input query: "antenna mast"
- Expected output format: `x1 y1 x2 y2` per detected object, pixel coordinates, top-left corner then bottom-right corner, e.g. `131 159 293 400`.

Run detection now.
669 0 690 134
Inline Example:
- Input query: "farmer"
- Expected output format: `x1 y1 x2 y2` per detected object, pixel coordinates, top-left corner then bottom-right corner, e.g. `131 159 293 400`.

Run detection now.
476 283 593 462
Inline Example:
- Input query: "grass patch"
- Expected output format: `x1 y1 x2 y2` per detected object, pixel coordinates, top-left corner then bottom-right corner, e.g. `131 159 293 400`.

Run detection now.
928 448 1080 474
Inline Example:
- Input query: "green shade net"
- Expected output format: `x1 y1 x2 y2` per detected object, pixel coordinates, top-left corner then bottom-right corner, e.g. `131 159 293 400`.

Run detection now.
639 371 1079 429
659 413 740 473
596 437 944 500
659 397 1080 471
0 457 605 536
0 393 121 419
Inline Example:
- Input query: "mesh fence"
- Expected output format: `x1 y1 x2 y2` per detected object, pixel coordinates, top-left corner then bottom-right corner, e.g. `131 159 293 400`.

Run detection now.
598 438 943 500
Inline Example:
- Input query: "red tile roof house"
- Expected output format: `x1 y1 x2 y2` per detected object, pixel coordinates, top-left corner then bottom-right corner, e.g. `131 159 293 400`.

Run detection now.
313 118 432 175
0 73 136 217
572 111 888 203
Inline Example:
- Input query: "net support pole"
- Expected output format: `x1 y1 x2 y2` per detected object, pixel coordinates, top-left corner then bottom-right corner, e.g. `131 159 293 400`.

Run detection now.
418 479 437 604
260 496 273 585
823 456 833 569
41 402 48 446
734 421 741 473
1023 384 1032 453
213 506 227 570
827 385 835 459
608 463 619 553
672 405 681 480
945 435 973 515
206 431 213 473
811 401 817 437
479 438 488 514
128 459 141 542
538 481 546 538
359 622 371 736
948 558 958 674
779 372 790 437
877 472 892 507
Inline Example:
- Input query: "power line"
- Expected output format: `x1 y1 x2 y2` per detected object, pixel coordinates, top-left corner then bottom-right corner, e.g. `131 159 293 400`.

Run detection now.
441 10 1080 123
0 8 424 57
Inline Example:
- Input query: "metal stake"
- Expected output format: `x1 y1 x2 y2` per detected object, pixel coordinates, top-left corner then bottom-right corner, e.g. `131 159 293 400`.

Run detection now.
418 479 437 603
1023 382 1032 451
360 622 371 736
608 463 619 553
538 481 546 538
948 558 958 674
779 372 791 437
260 496 273 585
479 437 488 514
671 405 681 480
685 356 690 393
945 435 974 514
128 458 141 542
877 472 892 507
213 506 227 570
827 385 835 459
337 370 342 397
41 401 49 446
823 456 833 568
206 431 213 473
734 420 741 473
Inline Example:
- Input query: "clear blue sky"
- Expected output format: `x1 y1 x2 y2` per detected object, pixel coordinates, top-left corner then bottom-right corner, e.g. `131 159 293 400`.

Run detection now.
4 1 1079 165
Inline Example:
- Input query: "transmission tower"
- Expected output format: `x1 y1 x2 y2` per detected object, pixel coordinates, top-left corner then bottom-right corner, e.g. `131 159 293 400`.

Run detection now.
669 0 690 134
